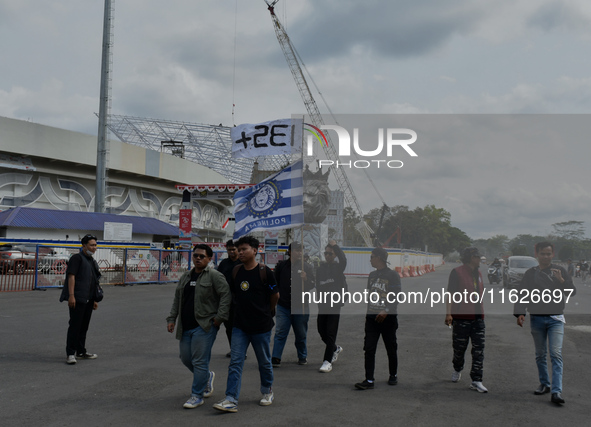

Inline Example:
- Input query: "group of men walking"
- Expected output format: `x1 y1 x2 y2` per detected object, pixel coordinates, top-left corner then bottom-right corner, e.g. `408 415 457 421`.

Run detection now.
164 237 404 413
62 233 577 413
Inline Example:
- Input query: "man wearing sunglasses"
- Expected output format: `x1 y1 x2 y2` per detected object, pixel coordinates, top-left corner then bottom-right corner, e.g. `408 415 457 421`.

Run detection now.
60 234 102 365
167 244 231 409
315 240 348 373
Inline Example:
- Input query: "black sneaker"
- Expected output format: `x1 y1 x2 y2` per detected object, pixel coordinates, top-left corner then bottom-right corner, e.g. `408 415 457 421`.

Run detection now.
272 357 281 367
534 384 550 395
76 353 98 359
388 375 398 385
298 358 308 365
355 380 374 390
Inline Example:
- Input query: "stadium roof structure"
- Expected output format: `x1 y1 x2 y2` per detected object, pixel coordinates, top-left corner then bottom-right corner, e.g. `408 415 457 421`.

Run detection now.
0 207 179 237
107 114 291 184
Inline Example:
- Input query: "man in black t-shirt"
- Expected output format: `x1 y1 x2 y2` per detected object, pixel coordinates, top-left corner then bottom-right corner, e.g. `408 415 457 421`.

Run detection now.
214 236 279 413
59 234 101 365
354 247 402 390
515 241 576 405
217 239 242 355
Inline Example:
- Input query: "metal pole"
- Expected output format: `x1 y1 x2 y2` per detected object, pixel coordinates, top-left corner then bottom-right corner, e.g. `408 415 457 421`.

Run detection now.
95 0 114 213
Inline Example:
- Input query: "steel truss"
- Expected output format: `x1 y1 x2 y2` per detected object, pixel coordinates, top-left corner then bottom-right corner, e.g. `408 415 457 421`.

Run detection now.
107 114 290 184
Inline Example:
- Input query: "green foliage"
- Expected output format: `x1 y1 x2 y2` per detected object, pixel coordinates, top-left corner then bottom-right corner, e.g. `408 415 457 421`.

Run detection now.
368 204 469 256
510 245 529 256
551 221 585 240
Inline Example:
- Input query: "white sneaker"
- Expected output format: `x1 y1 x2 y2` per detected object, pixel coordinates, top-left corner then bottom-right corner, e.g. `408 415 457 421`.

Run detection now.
470 381 488 393
203 371 215 398
183 396 204 408
451 370 461 382
331 345 343 363
259 391 274 406
66 355 77 365
319 360 332 373
213 398 238 412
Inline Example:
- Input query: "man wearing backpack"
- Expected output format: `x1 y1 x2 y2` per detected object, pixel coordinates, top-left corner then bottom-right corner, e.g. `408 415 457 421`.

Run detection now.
214 235 279 413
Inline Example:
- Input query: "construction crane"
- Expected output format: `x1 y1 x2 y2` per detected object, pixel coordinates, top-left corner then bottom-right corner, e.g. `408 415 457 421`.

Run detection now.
264 0 374 246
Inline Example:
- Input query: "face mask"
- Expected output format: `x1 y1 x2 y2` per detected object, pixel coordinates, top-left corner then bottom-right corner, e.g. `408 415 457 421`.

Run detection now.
85 249 94 257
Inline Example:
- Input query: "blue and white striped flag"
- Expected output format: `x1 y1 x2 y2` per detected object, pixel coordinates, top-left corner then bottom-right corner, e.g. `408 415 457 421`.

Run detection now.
233 160 303 239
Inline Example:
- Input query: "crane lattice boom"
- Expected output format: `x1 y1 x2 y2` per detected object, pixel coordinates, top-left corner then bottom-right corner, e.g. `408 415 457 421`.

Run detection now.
265 2 373 246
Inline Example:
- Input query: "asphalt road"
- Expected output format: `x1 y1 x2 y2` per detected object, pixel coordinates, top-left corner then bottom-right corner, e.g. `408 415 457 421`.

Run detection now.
1 263 590 427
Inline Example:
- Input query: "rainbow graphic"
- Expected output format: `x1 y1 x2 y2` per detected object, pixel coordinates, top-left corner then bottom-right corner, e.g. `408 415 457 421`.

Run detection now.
304 123 328 147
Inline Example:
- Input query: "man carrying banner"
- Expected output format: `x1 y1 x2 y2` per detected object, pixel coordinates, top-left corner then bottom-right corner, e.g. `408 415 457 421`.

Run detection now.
272 242 315 367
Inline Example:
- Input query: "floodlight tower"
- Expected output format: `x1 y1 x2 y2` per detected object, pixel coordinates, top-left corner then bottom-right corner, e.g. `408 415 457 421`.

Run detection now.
95 0 114 213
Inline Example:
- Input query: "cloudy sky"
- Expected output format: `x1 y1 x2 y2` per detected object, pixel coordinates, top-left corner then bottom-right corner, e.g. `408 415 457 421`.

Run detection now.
1 0 591 239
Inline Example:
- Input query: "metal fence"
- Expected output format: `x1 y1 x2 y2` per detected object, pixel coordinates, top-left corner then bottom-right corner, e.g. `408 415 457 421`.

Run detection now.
0 245 193 292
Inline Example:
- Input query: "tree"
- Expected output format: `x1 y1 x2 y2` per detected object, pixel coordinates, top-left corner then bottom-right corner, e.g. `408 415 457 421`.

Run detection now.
551 221 585 241
343 207 366 247
511 245 528 256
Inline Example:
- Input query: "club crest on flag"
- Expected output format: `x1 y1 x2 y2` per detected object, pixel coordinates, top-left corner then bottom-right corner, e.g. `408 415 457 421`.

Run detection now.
233 160 304 239
248 181 282 218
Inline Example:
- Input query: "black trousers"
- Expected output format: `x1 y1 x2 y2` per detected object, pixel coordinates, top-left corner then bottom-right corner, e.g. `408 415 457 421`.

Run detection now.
66 301 94 356
224 304 235 346
317 312 340 362
364 315 398 381
452 318 485 382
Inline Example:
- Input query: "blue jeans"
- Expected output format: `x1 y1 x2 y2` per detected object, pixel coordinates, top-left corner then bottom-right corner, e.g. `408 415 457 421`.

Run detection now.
179 325 218 397
225 327 273 403
530 315 564 394
272 304 309 360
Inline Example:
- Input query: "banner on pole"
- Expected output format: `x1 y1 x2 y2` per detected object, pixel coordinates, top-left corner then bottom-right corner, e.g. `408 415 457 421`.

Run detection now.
231 118 303 158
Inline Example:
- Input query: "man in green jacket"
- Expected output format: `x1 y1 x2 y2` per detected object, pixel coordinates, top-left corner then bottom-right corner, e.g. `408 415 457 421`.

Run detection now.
167 244 231 409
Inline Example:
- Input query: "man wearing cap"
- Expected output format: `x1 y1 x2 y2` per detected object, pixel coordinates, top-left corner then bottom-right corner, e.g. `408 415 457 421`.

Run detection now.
59 234 102 365
444 246 487 393
355 247 402 390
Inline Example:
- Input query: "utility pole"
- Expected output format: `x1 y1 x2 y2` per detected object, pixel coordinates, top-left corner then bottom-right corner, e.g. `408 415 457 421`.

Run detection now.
95 0 114 213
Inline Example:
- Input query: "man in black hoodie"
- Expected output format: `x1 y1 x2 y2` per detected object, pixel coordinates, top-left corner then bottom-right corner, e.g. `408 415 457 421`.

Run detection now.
315 240 347 373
